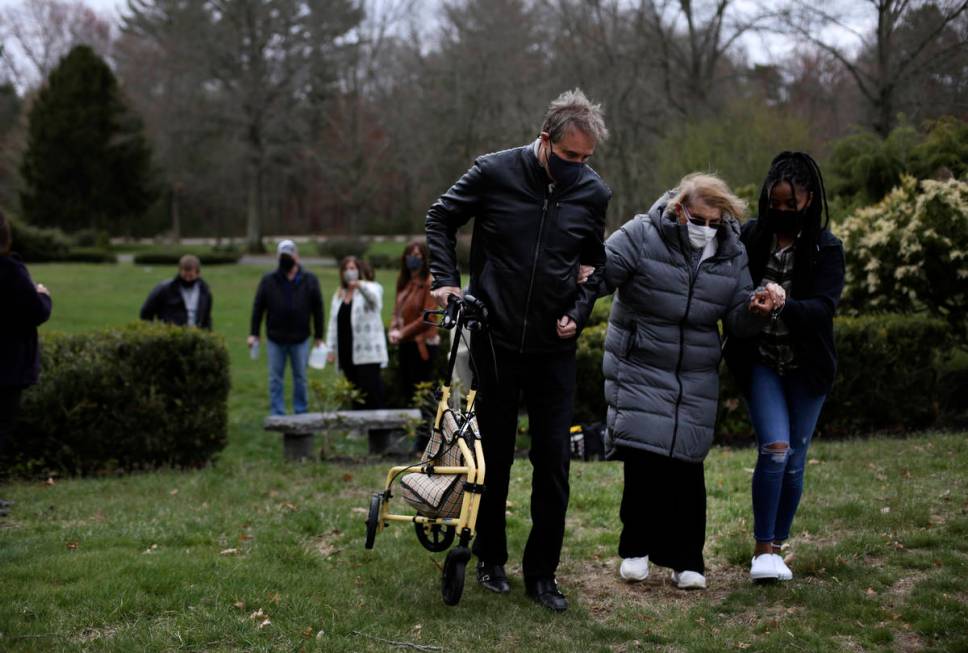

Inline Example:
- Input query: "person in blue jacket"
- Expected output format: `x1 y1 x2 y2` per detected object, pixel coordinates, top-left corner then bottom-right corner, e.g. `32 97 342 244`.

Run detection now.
723 152 846 583
0 210 53 514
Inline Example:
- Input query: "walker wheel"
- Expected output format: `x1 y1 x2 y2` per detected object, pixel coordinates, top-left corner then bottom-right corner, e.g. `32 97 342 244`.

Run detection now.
441 546 471 606
364 493 383 550
415 523 456 552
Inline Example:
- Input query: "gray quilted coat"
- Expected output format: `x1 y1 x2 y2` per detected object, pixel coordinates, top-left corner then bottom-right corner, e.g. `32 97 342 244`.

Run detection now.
602 197 763 462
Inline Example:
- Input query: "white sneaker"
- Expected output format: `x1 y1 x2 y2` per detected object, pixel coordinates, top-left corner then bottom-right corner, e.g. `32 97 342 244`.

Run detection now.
750 553 780 581
774 554 793 581
671 570 706 589
619 556 649 582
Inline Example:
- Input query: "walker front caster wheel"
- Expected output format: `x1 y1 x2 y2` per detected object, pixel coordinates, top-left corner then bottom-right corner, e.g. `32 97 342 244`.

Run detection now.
364 493 383 550
415 523 456 552
441 546 471 606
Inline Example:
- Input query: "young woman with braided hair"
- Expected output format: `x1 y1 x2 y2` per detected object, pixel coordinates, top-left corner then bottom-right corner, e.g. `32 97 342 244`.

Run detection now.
723 152 846 583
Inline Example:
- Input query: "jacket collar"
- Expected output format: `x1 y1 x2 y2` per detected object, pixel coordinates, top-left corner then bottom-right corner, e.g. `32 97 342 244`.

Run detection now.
647 194 742 260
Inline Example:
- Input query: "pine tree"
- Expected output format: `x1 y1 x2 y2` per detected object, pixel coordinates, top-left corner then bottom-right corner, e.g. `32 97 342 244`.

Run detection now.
20 45 156 233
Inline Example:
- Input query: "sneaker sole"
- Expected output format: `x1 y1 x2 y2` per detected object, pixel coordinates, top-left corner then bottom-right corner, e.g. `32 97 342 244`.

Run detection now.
619 571 648 582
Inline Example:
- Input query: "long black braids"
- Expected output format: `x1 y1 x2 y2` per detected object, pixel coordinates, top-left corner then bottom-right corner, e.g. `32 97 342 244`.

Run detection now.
747 151 831 289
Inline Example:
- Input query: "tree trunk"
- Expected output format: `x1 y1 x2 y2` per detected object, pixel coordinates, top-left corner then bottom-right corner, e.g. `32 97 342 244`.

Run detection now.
246 157 264 253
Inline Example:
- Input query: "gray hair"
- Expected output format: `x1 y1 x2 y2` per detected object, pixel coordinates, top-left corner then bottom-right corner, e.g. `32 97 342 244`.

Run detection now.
179 254 201 271
541 88 609 144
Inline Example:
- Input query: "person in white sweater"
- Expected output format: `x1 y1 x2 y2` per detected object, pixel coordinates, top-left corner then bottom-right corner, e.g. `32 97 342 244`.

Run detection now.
325 256 389 408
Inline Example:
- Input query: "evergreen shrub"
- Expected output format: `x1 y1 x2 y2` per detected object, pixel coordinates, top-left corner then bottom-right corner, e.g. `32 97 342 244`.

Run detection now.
7 323 230 476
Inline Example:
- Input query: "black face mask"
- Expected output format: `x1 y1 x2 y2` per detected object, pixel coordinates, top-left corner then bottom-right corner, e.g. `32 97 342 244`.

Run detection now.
279 255 296 273
546 143 584 187
764 207 806 235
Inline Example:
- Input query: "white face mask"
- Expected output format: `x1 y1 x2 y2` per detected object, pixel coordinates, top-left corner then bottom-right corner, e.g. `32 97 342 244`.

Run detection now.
686 222 718 250
343 269 359 283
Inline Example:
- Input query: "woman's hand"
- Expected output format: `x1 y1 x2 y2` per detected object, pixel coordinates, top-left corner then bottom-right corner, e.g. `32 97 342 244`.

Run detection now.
764 282 786 310
748 287 776 316
388 328 402 345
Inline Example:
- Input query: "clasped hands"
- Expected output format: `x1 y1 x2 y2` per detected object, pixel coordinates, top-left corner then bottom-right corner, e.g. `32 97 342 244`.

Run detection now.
748 282 786 317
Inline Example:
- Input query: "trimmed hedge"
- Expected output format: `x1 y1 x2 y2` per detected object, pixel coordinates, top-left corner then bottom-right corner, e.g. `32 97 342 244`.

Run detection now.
316 237 369 261
574 312 959 440
8 218 72 262
60 247 118 263
133 251 242 266
6 323 230 476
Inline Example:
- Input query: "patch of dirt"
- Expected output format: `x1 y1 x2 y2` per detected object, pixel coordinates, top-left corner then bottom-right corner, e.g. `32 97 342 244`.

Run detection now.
72 626 118 643
892 628 927 653
307 529 343 559
566 557 749 622
885 572 928 603
831 635 868 652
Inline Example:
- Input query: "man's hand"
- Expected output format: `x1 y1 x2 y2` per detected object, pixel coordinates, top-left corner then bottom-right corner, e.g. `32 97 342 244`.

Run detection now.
432 286 462 308
577 265 594 285
556 315 577 339
388 328 402 345
36 283 50 296
247 335 259 348
326 352 335 364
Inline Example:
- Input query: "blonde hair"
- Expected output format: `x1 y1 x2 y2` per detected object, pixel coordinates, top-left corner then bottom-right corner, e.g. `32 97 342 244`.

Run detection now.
669 173 746 220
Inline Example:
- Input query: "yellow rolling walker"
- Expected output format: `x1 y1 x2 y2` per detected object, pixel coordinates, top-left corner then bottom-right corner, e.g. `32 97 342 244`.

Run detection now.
364 295 489 606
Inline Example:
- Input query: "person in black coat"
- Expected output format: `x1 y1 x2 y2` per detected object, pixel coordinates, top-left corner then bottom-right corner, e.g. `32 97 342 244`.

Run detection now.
140 255 213 329
425 89 610 612
0 210 53 510
248 240 324 416
723 152 845 583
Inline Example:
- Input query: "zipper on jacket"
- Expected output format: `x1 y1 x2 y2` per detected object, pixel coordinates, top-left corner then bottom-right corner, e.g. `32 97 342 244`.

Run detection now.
669 258 705 456
519 188 552 353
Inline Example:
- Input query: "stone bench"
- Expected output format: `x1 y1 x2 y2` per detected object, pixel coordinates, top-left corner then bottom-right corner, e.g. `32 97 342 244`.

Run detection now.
264 409 422 460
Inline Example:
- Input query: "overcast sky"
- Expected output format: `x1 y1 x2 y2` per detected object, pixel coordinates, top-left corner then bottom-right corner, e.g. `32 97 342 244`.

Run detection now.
0 0 872 67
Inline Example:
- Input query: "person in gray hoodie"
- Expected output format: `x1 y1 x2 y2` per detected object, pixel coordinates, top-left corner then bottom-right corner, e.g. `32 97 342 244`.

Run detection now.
602 173 775 589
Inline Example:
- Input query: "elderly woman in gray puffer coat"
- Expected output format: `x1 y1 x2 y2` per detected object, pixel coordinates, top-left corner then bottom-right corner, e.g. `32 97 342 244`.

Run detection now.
602 173 775 590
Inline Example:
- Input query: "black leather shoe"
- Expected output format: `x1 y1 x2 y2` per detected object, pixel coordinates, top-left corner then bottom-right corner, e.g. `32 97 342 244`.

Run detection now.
476 562 511 594
525 577 568 612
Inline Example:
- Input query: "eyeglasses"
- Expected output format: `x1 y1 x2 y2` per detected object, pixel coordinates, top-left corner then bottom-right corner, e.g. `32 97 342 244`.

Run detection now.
681 204 722 228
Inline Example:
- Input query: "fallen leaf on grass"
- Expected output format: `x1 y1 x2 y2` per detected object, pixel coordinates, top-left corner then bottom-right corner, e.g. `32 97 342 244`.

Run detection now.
143 544 159 555
248 609 271 630
66 541 78 550
412 624 422 637
45 477 56 486
316 630 326 641
268 592 281 605
866 587 877 597
169 489 178 496
342 473 353 482
239 533 254 542
808 459 820 465
233 601 245 610
220 548 240 556
929 514 946 525
351 507 367 515
880 507 891 514
302 626 314 639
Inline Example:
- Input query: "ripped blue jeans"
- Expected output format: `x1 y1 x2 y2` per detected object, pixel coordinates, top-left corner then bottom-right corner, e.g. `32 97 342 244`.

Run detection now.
748 363 828 543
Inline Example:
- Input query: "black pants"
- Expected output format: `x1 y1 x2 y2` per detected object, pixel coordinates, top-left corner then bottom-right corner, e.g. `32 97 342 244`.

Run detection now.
471 336 576 581
400 342 438 451
343 363 385 410
0 387 22 477
618 448 706 574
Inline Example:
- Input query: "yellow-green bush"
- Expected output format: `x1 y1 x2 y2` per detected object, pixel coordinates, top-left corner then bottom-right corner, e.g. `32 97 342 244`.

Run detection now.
838 176 968 335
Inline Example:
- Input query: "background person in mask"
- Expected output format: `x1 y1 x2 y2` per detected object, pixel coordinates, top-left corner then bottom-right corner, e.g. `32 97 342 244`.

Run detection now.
425 89 610 612
249 240 324 416
723 152 845 584
139 255 213 329
602 173 771 591
325 256 388 409
388 240 439 452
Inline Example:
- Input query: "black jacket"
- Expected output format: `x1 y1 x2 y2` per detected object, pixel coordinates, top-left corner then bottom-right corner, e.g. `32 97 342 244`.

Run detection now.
426 144 611 353
0 254 52 387
250 267 324 345
723 219 845 396
140 276 213 330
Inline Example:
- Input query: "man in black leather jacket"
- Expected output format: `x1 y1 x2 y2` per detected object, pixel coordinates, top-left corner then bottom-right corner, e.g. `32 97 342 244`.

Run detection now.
425 89 611 612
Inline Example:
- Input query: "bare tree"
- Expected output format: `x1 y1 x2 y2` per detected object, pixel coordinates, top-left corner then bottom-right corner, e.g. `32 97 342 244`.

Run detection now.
783 0 968 136
0 0 113 91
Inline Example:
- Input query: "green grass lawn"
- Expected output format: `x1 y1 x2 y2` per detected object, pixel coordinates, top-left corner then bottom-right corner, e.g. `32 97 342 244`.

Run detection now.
1 262 966 652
